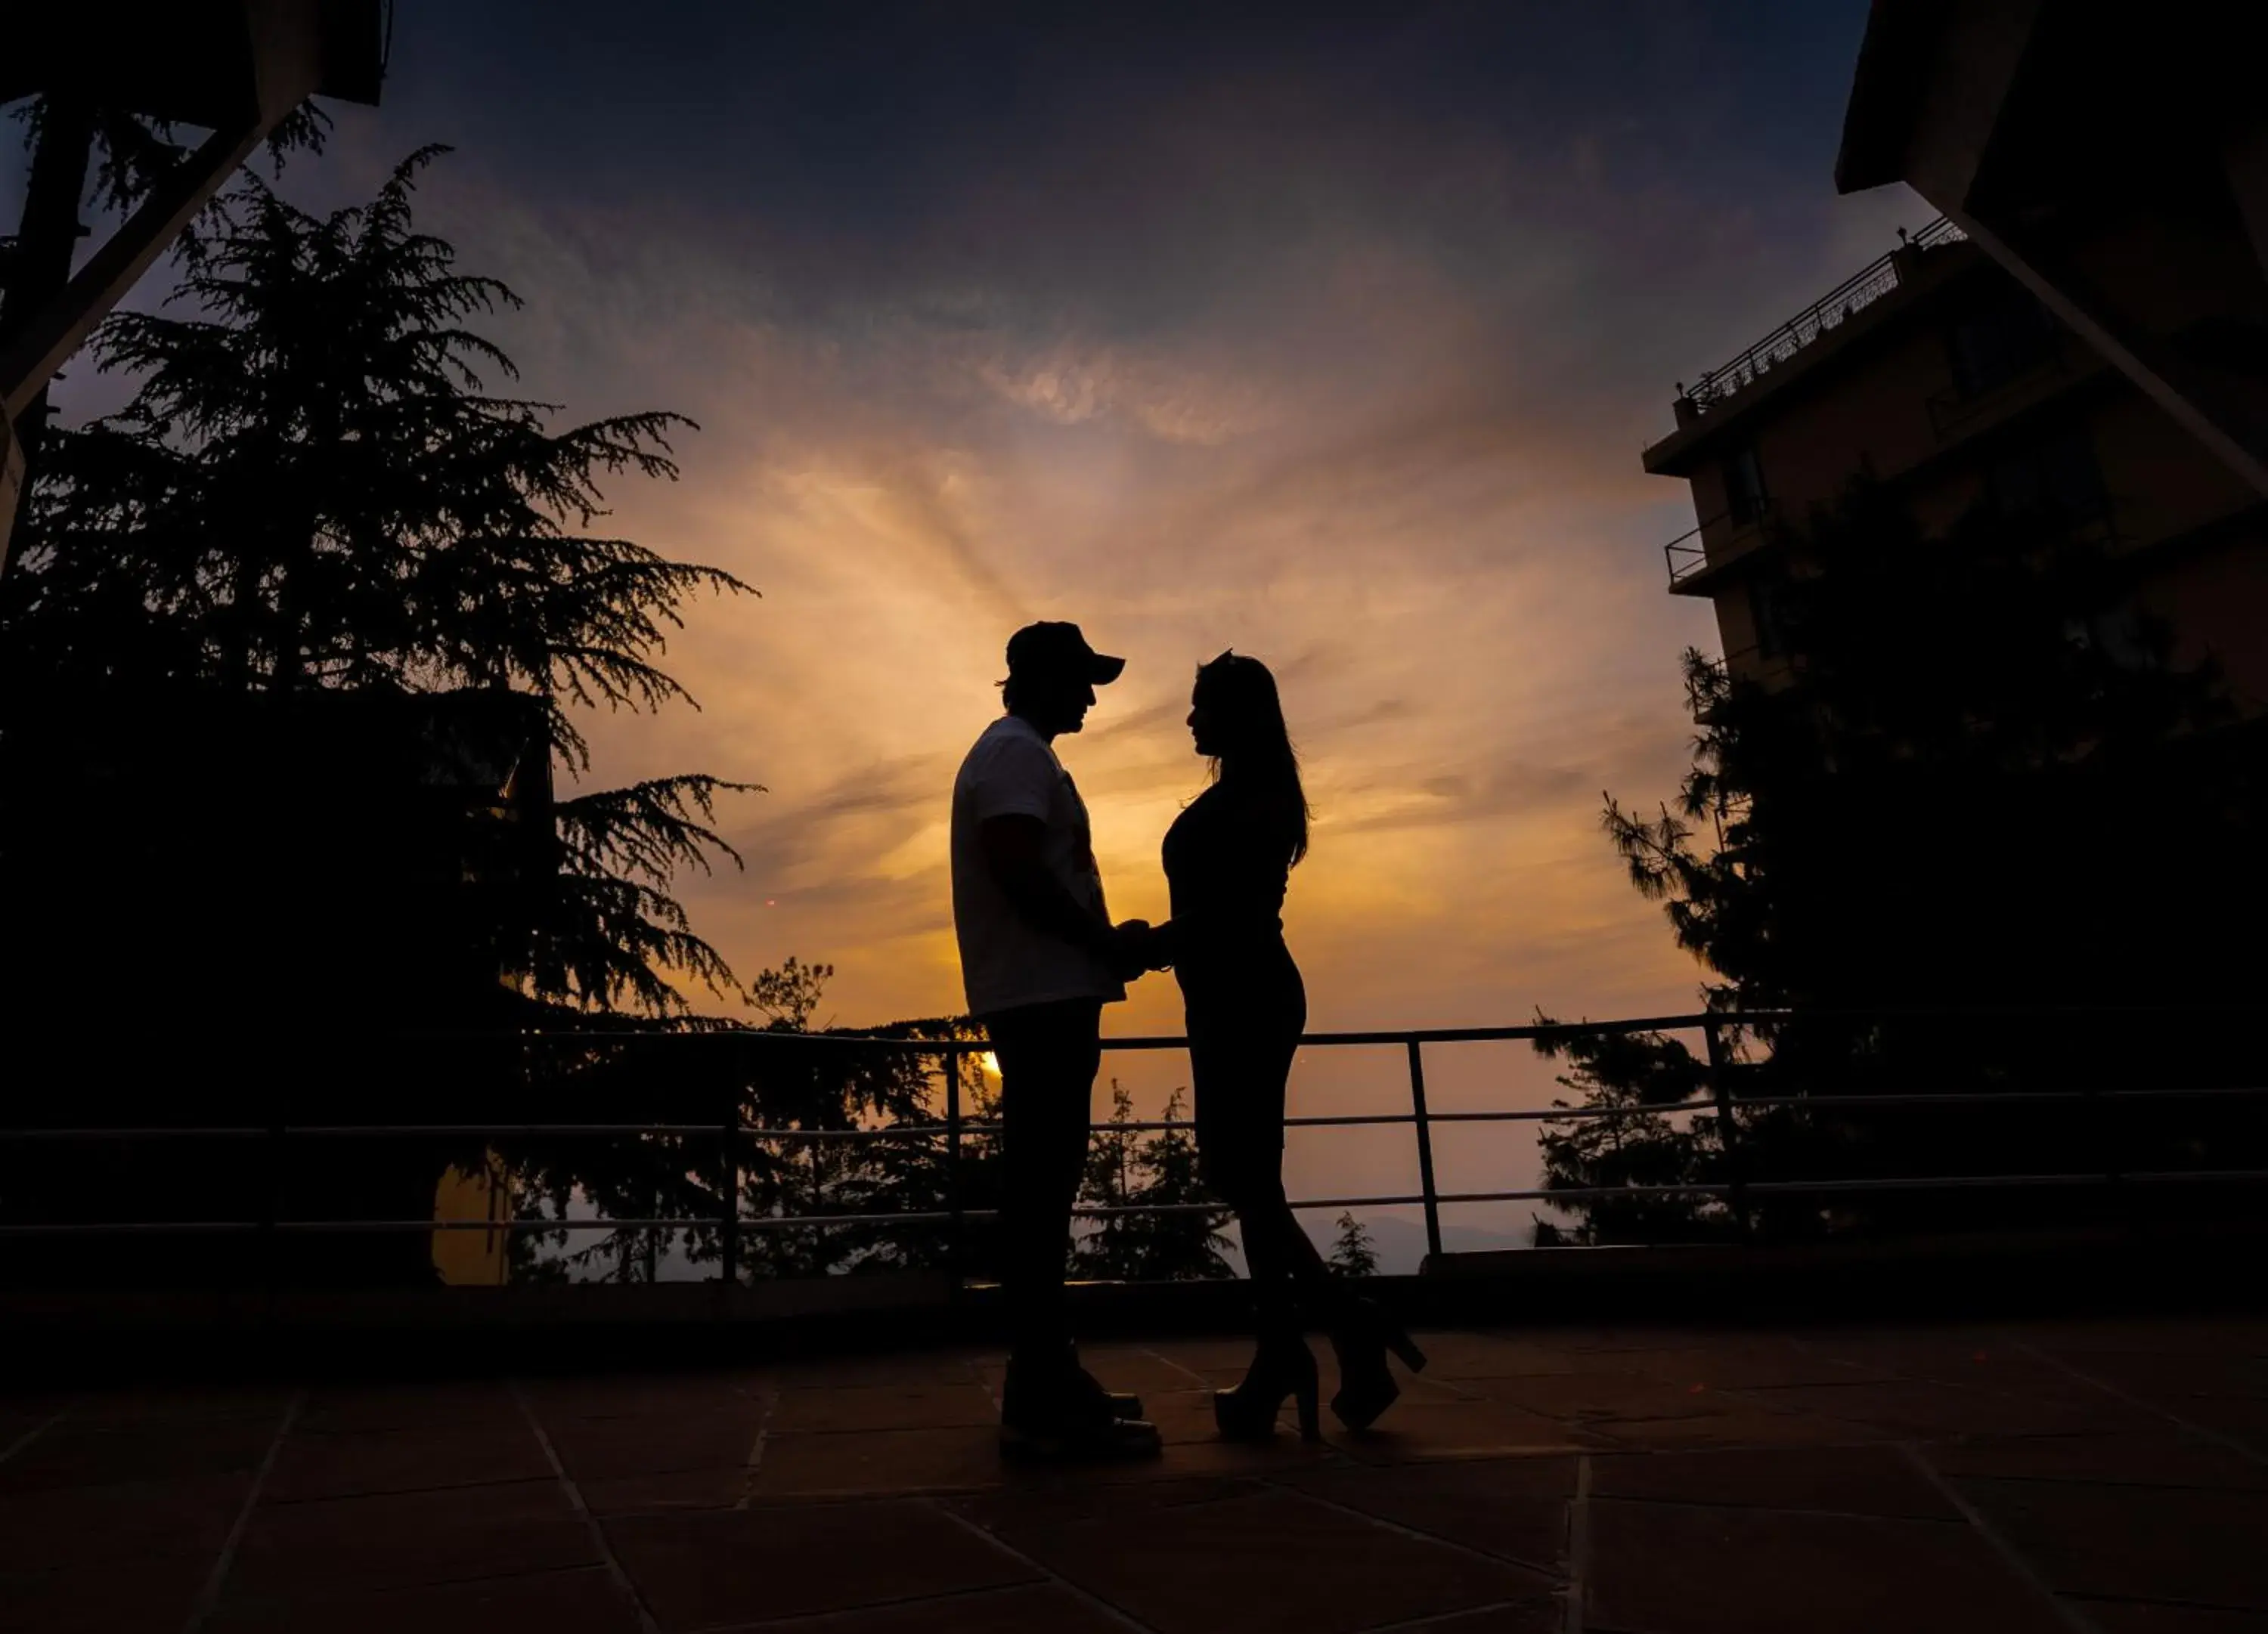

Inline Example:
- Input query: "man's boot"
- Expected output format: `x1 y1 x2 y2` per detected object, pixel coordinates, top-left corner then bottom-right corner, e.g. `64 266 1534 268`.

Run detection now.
999 1351 1162 1461
1063 1341 1145 1421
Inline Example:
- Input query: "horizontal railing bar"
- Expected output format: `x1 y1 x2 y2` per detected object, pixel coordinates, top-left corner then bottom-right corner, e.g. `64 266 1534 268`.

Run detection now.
0 1128 274 1141
116 1002 2260 1054
287 1125 721 1137
1436 1184 1730 1202
6 1081 2264 1144
0 1222 265 1236
1104 1014 1741 1048
1432 1105 1709 1124
9 1164 2267 1237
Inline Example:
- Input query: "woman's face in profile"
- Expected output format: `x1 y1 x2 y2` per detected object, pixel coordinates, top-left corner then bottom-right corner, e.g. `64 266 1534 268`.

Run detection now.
1188 691 1221 758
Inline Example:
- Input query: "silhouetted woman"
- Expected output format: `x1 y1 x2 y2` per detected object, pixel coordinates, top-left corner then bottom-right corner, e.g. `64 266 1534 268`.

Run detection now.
1148 651 1426 1439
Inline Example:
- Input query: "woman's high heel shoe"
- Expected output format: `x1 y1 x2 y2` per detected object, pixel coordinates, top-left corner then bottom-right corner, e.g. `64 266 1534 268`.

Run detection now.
1328 1297 1429 1432
1213 1330 1322 1442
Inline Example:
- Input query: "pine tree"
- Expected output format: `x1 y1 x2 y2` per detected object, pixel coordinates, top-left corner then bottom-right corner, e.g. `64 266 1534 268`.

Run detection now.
1070 1085 1234 1282
2 147 757 1017
1327 1211 1380 1277
1535 480 2266 1243
1134 1088 1237 1281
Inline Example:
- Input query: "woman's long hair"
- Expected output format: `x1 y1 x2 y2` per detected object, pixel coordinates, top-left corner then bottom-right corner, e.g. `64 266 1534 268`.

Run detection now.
1196 651 1310 865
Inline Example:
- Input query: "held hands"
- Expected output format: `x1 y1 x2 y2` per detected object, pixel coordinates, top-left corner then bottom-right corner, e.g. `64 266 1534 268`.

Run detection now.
1107 919 1170 982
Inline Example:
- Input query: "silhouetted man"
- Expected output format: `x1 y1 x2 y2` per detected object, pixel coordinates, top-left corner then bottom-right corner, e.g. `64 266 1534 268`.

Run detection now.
951 621 1160 1458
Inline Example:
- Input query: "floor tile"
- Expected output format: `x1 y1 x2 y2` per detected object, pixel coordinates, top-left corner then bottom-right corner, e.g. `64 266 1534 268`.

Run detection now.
228 1478 596 1597
296 1381 518 1435
747 1426 1012 1497
1734 1379 2146 1440
769 1383 999 1434
1584 1496 2068 1633
1394 1332 1591 1382
603 1499 1033 1629
578 1465 749 1516
1923 1432 2268 1491
0 1416 283 1493
0 1554 215 1634
72 1386 295 1426
523 1372 771 1420
1588 1446 1956 1519
543 1412 762 1481
1473 1372 1740 1425
1955 1478 2268 1610
0 1470 252 1574
1582 1403 1858 1451
1077 1345 1223 1395
1142 1338 1286 1372
2051 1353 2268 1401
956 1482 1548 1634
726 1581 1144 1632
2164 1397 2268 1453
2078 1602 2268 1632
206 1564 646 1634
1389 1604 1565 1633
1327 1399 1601 1465
265 1420 553 1501
775 1354 984 1390
1616 1341 1903 1391
1278 1455 1576 1573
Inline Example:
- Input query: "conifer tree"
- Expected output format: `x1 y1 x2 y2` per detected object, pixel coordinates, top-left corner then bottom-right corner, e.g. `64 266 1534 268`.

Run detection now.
1327 1211 1380 1277
1072 1085 1234 1282
2 147 756 1017
1535 481 2264 1243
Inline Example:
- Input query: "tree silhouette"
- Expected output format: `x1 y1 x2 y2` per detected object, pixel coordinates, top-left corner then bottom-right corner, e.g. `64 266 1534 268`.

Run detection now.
1327 1211 1379 1277
3 94 334 517
1071 1085 1235 1282
2 146 757 1018
503 959 997 1286
1537 480 2268 1243
0 147 759 1283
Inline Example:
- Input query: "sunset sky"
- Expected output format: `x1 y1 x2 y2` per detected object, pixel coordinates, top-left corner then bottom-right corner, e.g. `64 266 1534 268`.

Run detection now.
15 3 1924 1255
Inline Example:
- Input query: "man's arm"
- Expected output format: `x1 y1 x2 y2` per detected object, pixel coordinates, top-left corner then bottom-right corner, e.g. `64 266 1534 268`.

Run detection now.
979 814 1127 966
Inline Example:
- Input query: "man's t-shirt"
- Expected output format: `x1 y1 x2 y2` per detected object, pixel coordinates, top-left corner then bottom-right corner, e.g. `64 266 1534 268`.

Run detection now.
950 713 1126 1017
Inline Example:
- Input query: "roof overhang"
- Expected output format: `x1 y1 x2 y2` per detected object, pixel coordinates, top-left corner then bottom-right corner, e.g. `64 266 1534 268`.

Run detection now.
0 1 385 126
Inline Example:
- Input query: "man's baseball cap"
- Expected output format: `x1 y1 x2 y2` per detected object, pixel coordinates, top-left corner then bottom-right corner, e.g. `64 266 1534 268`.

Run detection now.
1005 621 1125 685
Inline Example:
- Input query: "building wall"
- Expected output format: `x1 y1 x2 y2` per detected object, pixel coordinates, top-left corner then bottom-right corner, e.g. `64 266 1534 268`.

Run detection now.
1663 247 2268 701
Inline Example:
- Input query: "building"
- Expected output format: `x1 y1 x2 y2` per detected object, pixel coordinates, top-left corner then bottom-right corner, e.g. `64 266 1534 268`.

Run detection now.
1643 0 2268 705
1835 0 2268 505
1641 217 2268 704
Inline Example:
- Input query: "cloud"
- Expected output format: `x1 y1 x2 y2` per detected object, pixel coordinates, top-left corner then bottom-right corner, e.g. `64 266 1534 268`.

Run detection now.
239 8 1916 1057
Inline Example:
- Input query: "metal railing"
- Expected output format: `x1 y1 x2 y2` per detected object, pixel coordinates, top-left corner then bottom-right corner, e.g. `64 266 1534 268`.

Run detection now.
4 1009 2266 1283
1662 516 1718 589
1662 498 1786 592
1684 218 1969 415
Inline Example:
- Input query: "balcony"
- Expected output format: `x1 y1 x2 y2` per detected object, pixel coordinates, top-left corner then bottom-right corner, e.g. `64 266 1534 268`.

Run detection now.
1662 501 1775 595
1680 218 1969 418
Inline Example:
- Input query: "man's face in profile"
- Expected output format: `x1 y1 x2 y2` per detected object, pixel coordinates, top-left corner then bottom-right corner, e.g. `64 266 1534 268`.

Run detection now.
1024 672 1098 737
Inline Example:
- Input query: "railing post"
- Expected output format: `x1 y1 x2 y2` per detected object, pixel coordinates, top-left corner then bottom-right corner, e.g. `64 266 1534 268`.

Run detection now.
262 1115 282 1304
1703 1020 1753 1238
719 1039 740 1289
2088 1080 2127 1233
1405 1038 1444 1265
943 1042 965 1301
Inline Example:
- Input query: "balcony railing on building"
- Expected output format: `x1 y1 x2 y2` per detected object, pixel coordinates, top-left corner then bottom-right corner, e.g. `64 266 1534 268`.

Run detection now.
1681 218 1968 416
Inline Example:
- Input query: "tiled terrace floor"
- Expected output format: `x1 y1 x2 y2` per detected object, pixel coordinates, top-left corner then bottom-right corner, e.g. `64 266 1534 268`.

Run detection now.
5 1315 2266 1632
